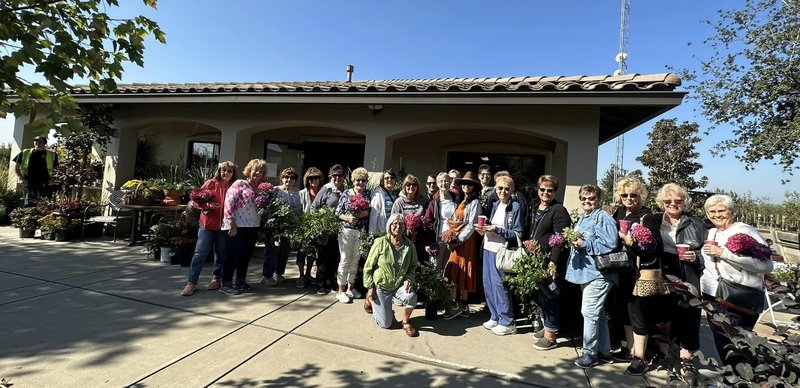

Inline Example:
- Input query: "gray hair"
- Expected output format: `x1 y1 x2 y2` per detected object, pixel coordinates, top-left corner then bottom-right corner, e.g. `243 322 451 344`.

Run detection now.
386 213 406 235
704 194 735 215
655 183 691 212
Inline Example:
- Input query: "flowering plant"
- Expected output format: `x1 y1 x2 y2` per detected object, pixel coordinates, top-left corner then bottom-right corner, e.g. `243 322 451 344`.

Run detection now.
348 194 370 213
549 228 584 248
189 188 215 204
523 239 539 254
254 182 276 209
726 233 772 261
548 233 565 248
504 242 549 321
569 208 581 225
405 214 423 233
425 243 440 258
631 224 656 251
357 230 385 257
421 215 434 231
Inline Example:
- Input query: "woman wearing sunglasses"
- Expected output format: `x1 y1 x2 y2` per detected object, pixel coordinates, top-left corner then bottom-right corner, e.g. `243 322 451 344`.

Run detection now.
607 177 652 361
565 184 619 369
261 167 302 287
334 167 371 304
368 169 398 236
391 174 431 259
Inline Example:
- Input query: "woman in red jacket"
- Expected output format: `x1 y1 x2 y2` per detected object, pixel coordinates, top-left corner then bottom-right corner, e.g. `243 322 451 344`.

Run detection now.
181 161 237 296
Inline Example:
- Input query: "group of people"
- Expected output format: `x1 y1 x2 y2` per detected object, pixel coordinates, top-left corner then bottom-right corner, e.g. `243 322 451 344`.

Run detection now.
179 160 774 376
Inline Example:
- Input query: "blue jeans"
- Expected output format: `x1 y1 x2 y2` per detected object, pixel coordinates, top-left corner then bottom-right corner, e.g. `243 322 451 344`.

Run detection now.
263 236 291 277
580 276 614 356
187 227 225 284
482 249 514 326
371 285 418 329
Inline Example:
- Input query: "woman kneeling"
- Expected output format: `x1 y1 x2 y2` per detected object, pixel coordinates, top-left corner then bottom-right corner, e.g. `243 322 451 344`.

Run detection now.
363 213 420 337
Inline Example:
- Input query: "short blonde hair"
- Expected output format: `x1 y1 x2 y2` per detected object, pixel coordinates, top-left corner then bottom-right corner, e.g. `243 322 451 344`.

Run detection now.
242 159 266 178
614 177 648 203
495 175 515 192
656 183 691 212
386 213 406 235
350 167 368 182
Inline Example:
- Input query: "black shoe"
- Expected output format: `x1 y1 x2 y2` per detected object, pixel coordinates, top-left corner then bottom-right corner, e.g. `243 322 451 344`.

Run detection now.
612 347 632 362
597 352 614 364
316 287 330 295
235 282 253 292
532 328 545 339
626 356 649 376
219 285 240 296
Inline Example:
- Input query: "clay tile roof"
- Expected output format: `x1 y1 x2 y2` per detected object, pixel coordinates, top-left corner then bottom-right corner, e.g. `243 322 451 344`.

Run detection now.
61 73 681 96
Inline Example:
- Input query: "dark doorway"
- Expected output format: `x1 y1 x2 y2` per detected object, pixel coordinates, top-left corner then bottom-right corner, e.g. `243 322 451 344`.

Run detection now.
303 142 365 177
447 151 546 201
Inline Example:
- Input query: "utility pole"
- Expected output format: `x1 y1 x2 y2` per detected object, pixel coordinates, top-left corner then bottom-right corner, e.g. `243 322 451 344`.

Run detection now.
613 0 631 192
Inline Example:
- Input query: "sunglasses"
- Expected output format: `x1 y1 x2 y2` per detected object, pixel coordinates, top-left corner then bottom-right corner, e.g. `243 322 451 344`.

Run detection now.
383 176 395 181
496 186 510 192
663 199 683 205
538 188 554 193
405 183 418 188
621 193 638 198
579 196 597 202
355 179 367 183
426 182 436 185
309 176 321 180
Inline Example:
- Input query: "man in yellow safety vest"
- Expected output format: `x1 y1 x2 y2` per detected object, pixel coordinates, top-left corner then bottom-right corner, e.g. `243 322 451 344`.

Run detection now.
13 135 59 206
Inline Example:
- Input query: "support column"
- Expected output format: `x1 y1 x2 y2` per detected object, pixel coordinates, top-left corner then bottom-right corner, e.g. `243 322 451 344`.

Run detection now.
7 115 29 189
102 125 138 199
219 127 250 174
362 131 391 172
561 130 598 212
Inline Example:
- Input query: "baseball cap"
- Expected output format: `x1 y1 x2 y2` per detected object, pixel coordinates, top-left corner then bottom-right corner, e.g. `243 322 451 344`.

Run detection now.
33 135 47 142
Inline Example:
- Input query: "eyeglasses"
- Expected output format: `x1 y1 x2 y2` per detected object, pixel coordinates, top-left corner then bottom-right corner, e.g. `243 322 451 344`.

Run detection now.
663 199 683 205
426 182 436 186
283 176 297 180
383 176 395 181
496 186 510 192
579 196 597 202
538 188 554 194
309 176 321 180
355 179 367 183
405 183 418 188
331 174 343 178
621 193 638 199
221 169 234 173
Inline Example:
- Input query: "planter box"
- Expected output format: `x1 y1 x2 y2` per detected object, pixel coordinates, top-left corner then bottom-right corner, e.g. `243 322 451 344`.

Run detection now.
19 228 36 238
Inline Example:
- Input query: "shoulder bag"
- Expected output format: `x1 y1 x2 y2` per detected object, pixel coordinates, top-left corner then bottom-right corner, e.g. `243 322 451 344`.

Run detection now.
496 232 524 274
593 248 633 273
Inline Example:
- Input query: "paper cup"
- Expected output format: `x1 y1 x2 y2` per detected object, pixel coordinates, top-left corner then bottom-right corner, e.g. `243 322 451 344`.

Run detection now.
619 220 632 234
676 244 690 260
477 216 487 226
704 240 719 247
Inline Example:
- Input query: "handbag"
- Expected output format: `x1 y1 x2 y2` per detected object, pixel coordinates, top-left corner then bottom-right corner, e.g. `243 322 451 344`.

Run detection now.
715 278 764 316
593 249 633 273
632 268 670 297
496 232 524 273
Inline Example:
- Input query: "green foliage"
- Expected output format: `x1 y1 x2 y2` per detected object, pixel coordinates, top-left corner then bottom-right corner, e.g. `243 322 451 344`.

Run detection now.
38 213 69 234
415 261 453 305
262 199 300 240
150 221 187 248
636 119 708 208
289 207 342 256
0 189 23 221
357 229 385 257
10 206 41 229
504 246 549 321
185 163 217 189
0 0 164 136
52 105 115 193
0 142 11 193
680 0 800 177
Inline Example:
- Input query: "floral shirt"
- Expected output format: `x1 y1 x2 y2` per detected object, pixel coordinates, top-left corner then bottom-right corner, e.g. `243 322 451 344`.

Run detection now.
222 179 261 229
336 189 371 230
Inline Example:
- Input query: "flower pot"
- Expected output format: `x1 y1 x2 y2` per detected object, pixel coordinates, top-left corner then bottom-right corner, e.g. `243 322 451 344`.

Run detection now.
54 231 72 241
159 247 173 263
164 189 182 201
19 228 36 238
425 301 439 320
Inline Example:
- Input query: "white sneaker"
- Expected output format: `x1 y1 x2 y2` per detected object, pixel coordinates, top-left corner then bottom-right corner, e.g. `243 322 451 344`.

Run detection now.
491 323 517 336
336 292 352 304
345 290 354 299
350 289 362 299
482 319 499 330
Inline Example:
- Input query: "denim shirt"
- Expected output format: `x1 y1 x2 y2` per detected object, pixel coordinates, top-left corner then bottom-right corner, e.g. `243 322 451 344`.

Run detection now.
565 207 619 285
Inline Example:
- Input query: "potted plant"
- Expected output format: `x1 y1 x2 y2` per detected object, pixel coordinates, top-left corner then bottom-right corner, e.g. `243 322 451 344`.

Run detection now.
150 221 188 263
38 214 71 240
504 240 551 324
169 236 196 266
10 207 40 238
415 250 453 320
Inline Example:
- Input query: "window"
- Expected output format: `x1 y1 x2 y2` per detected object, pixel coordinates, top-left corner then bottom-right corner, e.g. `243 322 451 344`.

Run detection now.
188 141 220 171
447 151 546 201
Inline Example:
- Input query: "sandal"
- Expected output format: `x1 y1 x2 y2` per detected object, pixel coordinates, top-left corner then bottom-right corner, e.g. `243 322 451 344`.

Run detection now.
402 322 419 337
680 357 698 379
363 298 373 314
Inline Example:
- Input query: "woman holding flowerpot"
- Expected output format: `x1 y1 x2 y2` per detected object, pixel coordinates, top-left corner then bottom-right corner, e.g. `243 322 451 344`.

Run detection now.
423 172 459 269
181 161 237 296
296 166 323 288
261 167 302 286
334 167 371 303
219 159 267 295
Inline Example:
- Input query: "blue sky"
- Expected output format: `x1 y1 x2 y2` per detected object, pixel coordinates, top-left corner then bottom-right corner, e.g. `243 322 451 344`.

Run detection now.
2 0 794 202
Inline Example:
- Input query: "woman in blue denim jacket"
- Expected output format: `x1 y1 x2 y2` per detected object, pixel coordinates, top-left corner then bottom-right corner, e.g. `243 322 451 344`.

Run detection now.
476 176 525 336
565 184 619 369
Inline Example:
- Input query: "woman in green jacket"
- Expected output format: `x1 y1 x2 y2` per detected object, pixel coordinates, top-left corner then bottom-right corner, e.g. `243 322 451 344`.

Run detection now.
364 213 420 337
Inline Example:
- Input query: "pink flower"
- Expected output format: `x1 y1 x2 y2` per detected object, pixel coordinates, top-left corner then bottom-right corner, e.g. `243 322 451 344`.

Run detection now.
406 214 422 232
254 195 270 209
523 239 539 254
726 233 771 261
631 224 655 251
189 188 214 204
348 194 370 213
548 233 565 248
257 182 273 192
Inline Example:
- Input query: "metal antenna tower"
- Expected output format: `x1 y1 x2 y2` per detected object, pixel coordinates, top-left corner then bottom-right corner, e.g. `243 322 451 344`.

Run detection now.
613 0 630 193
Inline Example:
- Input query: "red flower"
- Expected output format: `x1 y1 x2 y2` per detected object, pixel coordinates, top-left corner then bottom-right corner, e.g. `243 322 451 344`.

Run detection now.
405 214 422 232
190 188 215 204
726 233 771 261
348 194 370 213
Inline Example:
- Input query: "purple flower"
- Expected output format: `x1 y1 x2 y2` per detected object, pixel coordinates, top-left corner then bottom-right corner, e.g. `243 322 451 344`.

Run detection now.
254 195 270 209
549 233 565 248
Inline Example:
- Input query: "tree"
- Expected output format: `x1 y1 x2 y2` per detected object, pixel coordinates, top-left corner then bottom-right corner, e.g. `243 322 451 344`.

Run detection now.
681 0 800 178
599 164 617 205
636 118 708 197
52 104 115 197
0 0 165 134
